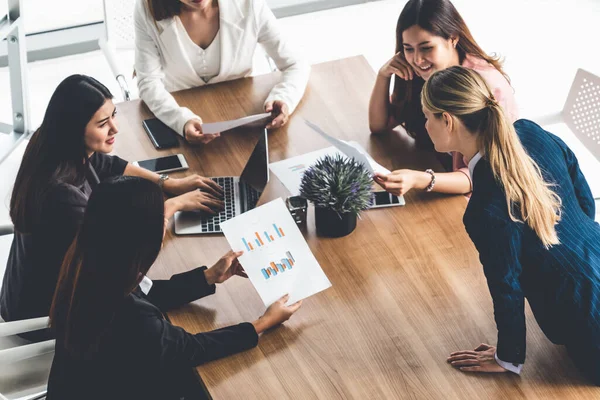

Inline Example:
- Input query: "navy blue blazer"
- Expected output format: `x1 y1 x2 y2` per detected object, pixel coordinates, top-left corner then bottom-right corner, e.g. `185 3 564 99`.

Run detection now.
464 119 600 365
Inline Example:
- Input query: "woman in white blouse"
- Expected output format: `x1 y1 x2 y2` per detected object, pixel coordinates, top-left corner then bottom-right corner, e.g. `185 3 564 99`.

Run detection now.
134 0 310 144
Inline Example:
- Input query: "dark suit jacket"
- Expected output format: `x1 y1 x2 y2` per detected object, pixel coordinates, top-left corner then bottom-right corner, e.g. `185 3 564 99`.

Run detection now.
0 153 127 340
464 119 600 364
46 266 259 400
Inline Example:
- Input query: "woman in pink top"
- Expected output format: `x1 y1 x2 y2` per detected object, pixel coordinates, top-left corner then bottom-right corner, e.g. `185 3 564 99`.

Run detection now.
369 0 518 196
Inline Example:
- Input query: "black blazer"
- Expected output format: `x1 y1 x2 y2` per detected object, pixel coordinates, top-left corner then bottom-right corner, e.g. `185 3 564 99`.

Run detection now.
0 153 127 338
464 119 600 364
46 267 259 400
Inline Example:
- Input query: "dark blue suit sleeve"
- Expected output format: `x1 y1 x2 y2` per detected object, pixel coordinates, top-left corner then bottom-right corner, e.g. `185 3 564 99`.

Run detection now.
466 215 526 364
145 267 216 312
141 318 259 368
549 134 595 218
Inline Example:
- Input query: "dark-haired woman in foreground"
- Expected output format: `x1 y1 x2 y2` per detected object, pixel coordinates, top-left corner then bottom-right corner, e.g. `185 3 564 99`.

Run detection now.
47 176 301 400
0 75 223 340
369 0 518 197
422 66 600 383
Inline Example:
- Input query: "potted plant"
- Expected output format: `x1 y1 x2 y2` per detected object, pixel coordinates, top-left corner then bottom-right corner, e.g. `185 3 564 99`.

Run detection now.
300 154 373 237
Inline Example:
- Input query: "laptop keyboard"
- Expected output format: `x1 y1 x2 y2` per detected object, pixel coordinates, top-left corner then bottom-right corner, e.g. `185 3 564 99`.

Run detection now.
238 180 261 211
199 177 262 233
199 177 236 233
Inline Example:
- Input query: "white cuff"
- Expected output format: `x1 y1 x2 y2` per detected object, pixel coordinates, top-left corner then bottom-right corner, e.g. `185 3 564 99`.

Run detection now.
495 352 523 375
139 275 154 295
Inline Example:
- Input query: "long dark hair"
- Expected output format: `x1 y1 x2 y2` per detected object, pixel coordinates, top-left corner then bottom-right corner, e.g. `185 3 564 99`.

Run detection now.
10 75 113 233
391 0 508 143
49 176 165 357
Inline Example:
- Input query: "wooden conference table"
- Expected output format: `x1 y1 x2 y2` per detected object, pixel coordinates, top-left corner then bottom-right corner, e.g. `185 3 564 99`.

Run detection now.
113 56 600 399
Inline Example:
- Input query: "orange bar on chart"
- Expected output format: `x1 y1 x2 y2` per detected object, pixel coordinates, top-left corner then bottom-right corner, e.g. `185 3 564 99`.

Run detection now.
289 259 294 266
266 268 271 276
249 242 254 250
270 262 277 272
255 232 264 246
279 228 285 237
270 235 274 241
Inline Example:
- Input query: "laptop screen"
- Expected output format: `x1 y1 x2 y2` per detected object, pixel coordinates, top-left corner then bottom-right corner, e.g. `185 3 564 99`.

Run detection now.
239 129 269 193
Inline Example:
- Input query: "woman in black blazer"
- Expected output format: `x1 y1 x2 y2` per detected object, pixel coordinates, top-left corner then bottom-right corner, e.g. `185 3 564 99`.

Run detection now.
1 75 224 340
47 176 301 400
421 66 600 383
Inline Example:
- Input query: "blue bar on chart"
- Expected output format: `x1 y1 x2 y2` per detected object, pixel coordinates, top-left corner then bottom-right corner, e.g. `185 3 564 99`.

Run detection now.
261 251 295 280
242 238 250 252
241 224 285 251
285 251 295 263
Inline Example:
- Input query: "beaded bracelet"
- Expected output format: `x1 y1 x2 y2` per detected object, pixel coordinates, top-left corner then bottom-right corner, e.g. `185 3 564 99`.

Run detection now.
425 169 435 192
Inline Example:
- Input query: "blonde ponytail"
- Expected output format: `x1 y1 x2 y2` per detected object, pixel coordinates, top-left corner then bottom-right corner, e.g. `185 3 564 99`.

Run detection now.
422 67 561 248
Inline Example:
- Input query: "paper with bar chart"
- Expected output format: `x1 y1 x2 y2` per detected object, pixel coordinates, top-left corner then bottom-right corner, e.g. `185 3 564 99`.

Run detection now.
221 198 331 306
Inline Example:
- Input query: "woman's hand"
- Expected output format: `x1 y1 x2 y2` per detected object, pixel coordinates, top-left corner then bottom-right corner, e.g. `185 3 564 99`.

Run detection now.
252 294 302 334
163 174 223 197
184 118 220 144
204 250 247 285
265 100 290 129
378 52 416 81
374 169 430 196
447 343 508 373
164 190 224 219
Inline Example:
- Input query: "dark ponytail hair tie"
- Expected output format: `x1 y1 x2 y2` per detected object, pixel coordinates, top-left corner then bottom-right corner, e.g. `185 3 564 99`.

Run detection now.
485 94 499 108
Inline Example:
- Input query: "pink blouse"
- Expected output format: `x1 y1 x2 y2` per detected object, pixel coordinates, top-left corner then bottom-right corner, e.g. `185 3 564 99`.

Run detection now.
454 55 519 189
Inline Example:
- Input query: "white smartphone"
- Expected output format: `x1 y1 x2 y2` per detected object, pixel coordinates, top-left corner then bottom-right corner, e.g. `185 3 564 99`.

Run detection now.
132 154 189 174
369 191 405 209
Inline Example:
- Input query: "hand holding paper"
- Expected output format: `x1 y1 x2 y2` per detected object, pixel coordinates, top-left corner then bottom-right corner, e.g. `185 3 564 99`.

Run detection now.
184 118 221 144
221 198 331 306
201 112 272 134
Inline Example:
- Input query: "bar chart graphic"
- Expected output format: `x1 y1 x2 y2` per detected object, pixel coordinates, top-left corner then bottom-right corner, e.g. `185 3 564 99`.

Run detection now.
288 164 306 172
241 223 286 251
261 251 295 280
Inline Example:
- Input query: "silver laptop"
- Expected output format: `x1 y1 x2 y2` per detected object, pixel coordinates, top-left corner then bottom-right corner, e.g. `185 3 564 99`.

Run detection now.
174 129 269 234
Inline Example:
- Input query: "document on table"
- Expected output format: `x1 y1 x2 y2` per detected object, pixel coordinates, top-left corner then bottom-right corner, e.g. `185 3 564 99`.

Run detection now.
269 146 343 196
221 198 332 306
304 119 391 175
201 112 272 134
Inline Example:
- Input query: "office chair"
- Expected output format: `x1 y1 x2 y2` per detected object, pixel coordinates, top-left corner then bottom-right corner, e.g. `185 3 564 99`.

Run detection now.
535 68 600 202
561 69 600 166
0 224 54 400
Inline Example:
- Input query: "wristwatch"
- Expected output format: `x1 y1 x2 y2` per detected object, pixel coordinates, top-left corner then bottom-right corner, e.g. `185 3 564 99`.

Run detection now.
285 196 308 225
157 174 170 189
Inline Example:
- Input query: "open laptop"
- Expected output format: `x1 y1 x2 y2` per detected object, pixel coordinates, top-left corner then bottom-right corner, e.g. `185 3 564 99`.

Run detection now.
174 129 269 234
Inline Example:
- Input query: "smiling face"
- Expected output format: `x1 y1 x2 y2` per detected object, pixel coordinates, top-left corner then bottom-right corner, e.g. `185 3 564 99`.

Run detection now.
402 25 459 81
84 99 118 157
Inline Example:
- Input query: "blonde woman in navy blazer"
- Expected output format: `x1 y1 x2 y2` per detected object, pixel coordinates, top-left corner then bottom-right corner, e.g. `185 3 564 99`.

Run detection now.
421 66 600 384
134 0 310 144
